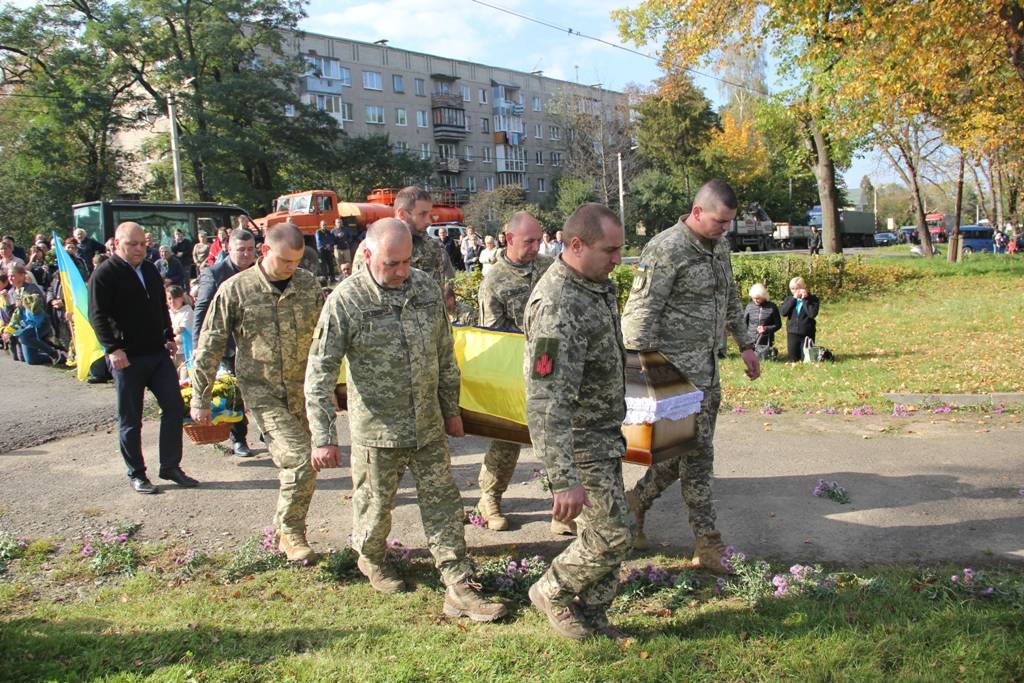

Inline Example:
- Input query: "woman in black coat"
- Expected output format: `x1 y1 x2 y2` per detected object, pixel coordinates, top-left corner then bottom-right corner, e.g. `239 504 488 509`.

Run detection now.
779 276 820 362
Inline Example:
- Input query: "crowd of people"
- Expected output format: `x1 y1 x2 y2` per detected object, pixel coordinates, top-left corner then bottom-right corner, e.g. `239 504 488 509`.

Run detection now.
7 179 839 640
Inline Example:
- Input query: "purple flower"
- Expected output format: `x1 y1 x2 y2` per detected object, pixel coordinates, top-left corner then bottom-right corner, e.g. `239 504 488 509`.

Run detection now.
789 564 809 581
530 468 546 480
824 407 839 415
892 404 911 417
992 405 1005 416
979 587 994 597
850 405 874 416
714 577 727 595
732 406 747 414
760 404 782 416
468 512 486 528
932 405 952 414
951 575 959 583
962 568 974 583
772 574 789 597
80 543 93 557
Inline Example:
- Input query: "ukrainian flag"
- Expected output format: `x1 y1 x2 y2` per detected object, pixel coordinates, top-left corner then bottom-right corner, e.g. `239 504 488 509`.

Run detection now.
52 233 104 380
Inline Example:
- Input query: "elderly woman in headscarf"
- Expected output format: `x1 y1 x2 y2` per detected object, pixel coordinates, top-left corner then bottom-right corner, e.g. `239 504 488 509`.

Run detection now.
743 283 781 359
779 276 820 362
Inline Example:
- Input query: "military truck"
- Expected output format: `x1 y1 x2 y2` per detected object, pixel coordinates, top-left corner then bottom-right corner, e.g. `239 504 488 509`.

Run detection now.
806 207 877 247
728 204 774 251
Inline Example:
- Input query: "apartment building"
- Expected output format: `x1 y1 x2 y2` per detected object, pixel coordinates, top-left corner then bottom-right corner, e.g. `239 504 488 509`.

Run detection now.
282 30 627 202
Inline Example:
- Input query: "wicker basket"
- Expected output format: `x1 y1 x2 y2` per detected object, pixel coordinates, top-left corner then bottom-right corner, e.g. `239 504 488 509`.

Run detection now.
183 422 233 445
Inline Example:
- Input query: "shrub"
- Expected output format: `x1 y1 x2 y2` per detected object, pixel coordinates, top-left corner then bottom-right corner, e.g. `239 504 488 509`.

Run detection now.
452 270 483 311
222 528 288 582
730 254 916 302
0 532 28 574
318 547 360 582
476 555 547 602
81 523 142 577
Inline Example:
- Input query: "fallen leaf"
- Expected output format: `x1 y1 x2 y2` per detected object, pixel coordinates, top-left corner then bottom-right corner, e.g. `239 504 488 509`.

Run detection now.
639 651 650 659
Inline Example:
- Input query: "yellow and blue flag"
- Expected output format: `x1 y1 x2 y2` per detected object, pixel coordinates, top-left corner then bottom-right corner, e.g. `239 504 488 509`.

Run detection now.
52 233 104 380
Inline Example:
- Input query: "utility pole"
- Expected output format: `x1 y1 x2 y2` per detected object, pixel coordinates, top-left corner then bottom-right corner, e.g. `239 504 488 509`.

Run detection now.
617 151 625 226
167 93 184 202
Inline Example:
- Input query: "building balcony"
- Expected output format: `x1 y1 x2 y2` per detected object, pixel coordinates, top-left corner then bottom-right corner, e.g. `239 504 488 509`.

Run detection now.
433 124 467 141
492 100 525 117
436 158 462 174
431 93 464 110
300 74 345 95
496 160 526 173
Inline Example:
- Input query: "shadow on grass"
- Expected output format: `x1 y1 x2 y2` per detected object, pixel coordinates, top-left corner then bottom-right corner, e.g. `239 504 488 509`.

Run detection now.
0 617 379 682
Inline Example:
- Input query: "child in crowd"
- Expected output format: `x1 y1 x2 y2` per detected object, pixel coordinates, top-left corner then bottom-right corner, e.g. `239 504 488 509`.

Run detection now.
166 285 194 380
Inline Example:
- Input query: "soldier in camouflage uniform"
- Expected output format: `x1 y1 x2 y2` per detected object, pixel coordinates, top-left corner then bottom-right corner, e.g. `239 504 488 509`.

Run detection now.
443 284 478 326
469 211 574 535
305 218 506 622
352 185 454 290
191 224 325 563
620 179 761 573
524 203 634 640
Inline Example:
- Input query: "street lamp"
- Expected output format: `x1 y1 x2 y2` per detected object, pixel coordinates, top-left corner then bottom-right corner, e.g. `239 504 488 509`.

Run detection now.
617 145 639 227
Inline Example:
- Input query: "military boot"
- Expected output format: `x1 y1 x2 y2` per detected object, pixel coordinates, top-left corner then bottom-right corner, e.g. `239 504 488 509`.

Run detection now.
278 532 318 564
477 494 509 531
625 489 648 550
357 556 406 594
528 583 594 640
580 605 628 640
550 518 577 536
692 531 730 574
443 580 508 622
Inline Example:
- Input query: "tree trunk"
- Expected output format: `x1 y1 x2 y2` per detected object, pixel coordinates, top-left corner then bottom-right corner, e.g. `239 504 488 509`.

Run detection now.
998 2 1024 85
994 152 1005 231
808 120 842 254
949 154 964 263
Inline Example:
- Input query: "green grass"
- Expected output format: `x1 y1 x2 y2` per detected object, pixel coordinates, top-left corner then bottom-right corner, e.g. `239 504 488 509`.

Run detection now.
1 546 1022 682
721 257 1024 410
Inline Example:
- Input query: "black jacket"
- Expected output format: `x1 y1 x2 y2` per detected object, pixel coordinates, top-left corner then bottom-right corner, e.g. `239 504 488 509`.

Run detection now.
780 294 820 337
744 300 782 346
193 256 243 357
88 254 173 355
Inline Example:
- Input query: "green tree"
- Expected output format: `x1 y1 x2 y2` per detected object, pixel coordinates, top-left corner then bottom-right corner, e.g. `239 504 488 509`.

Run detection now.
553 177 595 225
627 169 689 240
462 186 536 235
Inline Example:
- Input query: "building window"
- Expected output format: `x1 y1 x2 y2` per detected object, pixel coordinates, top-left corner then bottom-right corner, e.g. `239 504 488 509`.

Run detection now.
484 176 495 191
416 110 428 127
362 70 382 90
341 102 353 121
532 95 541 111
305 55 341 80
365 105 385 124
467 176 477 192
549 125 561 140
283 103 296 117
307 93 344 115
481 117 490 133
522 176 529 190
534 123 542 139
433 107 466 128
479 88 488 104
420 143 431 160
535 151 544 165
414 78 425 96
550 151 562 166
434 81 450 95
464 145 473 162
438 143 456 159
394 141 408 153
482 146 492 163
465 116 471 132
462 85 471 101
395 107 407 126
392 74 405 93
339 66 352 87
538 178 546 193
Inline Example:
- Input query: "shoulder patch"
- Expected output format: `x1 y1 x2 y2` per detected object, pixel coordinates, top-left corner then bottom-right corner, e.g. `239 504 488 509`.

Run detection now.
531 337 559 379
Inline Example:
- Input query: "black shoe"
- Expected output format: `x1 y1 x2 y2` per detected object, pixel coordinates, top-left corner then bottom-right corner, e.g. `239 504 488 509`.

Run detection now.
232 441 253 457
159 468 199 488
130 477 158 494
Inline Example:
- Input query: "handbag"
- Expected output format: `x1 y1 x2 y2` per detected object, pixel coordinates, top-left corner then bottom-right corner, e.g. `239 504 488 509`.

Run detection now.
754 333 777 361
802 336 816 363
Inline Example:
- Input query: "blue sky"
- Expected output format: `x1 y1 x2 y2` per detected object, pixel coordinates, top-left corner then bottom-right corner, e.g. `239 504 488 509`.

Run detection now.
302 0 886 191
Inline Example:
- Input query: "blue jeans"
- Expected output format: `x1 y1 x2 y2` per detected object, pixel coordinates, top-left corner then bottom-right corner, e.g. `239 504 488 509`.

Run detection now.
16 327 59 365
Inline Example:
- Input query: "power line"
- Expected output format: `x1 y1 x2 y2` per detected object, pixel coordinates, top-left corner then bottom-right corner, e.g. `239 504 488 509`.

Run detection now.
465 0 771 97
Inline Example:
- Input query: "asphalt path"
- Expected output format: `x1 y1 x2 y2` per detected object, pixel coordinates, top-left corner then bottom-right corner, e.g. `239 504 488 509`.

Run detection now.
1 355 1020 567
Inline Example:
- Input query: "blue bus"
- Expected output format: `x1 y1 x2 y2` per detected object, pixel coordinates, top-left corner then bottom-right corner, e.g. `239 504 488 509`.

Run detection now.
957 226 994 254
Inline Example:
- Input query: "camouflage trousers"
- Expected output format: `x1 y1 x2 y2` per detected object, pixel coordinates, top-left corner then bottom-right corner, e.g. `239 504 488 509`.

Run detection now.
351 438 472 587
533 457 634 610
251 405 317 536
631 384 722 537
478 440 522 496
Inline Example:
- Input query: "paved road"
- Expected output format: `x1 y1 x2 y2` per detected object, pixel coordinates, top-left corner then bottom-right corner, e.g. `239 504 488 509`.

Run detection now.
0 355 116 453
1 380 1020 566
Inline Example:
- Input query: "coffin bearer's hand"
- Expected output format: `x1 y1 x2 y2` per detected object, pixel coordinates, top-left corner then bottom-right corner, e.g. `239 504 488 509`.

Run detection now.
190 408 211 425
552 484 590 522
740 348 761 380
311 445 340 472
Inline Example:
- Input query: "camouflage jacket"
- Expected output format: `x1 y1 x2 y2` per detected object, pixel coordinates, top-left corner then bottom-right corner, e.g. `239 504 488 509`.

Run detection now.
621 219 752 389
305 267 460 449
523 257 626 493
450 301 478 326
191 261 324 414
478 253 553 331
352 229 454 291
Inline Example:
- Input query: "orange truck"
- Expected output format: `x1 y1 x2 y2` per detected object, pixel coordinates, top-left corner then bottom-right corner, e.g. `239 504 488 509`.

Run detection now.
253 188 464 235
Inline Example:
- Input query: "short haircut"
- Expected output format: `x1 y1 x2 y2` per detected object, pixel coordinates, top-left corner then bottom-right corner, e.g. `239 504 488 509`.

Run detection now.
266 223 304 250
562 202 620 246
749 283 768 299
166 284 184 298
789 276 806 290
694 179 738 212
364 218 411 252
73 228 85 237
504 211 537 234
394 186 431 214
8 263 27 275
230 228 255 245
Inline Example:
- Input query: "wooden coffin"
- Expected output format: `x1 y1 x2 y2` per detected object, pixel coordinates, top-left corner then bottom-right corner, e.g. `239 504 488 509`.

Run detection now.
332 351 699 467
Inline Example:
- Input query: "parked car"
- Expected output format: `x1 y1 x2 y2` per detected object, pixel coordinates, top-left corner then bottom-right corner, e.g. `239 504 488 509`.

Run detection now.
426 223 466 241
873 231 898 247
957 226 994 254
